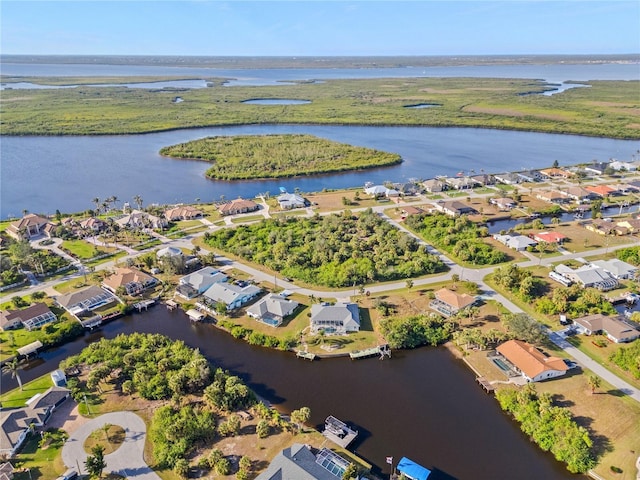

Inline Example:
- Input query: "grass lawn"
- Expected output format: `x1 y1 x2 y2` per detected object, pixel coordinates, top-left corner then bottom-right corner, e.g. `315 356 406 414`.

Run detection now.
304 190 378 212
231 214 265 224
10 428 69 480
60 239 118 260
84 425 126 455
0 374 55 408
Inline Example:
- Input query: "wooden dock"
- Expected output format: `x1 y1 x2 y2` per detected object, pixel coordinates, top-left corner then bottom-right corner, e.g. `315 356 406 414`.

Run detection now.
133 299 156 312
296 351 316 361
165 299 178 310
322 415 358 448
476 377 495 394
349 344 391 360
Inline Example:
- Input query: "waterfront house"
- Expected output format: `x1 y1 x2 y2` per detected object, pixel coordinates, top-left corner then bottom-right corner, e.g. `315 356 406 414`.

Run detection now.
496 340 568 382
432 200 477 217
310 302 360 335
470 173 495 186
539 167 574 179
489 197 516 211
445 176 478 190
422 179 447 193
102 267 158 296
610 160 639 171
560 186 594 204
397 457 432 480
532 231 567 244
176 266 228 299
246 293 299 327
393 182 420 196
584 219 623 236
277 193 307 209
492 234 537 252
202 282 262 311
218 199 260 216
0 387 70 458
583 162 610 176
0 303 57 332
55 285 118 318
429 288 476 317
573 314 640 343
614 218 640 233
585 184 617 198
494 172 521 185
78 217 106 235
554 264 619 291
516 170 542 183
256 443 349 480
535 190 569 204
164 205 203 221
6 214 55 241
591 259 638 279
115 210 167 230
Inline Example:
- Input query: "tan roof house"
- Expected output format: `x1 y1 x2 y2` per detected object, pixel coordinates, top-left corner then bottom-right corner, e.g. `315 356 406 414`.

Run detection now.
164 205 204 221
102 267 158 296
6 214 55 240
573 314 640 343
496 340 568 382
615 218 640 233
430 288 476 317
218 199 260 216
535 190 569 204
539 167 574 179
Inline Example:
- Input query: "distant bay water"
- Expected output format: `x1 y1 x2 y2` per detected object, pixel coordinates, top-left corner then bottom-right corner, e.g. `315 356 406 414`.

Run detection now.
2 125 638 218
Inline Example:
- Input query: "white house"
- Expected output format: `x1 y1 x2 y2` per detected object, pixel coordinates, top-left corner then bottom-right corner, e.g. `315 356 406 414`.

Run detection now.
496 340 568 382
310 302 360 335
591 259 638 280
554 264 619 291
246 293 299 327
277 193 307 209
202 282 262 311
492 234 537 252
573 314 640 343
177 267 228 299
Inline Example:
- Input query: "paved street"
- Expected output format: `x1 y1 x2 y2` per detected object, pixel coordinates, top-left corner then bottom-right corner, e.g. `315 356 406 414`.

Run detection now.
61 411 160 480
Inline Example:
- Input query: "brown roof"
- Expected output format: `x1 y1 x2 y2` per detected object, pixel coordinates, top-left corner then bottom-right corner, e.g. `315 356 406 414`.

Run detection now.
536 190 565 201
79 217 105 229
103 267 154 291
164 205 203 221
585 185 616 196
402 206 424 216
9 214 50 229
574 314 640 342
497 340 568 379
0 303 53 324
218 199 259 215
434 288 476 310
540 168 573 177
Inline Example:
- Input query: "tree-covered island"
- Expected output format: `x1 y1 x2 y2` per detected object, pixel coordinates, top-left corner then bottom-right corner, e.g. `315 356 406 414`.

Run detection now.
159 134 402 180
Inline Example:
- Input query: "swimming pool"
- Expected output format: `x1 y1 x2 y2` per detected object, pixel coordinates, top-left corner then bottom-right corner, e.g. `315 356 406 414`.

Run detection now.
493 358 512 373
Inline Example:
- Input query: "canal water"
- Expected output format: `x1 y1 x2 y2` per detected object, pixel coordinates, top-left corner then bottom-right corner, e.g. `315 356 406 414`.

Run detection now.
3 308 578 479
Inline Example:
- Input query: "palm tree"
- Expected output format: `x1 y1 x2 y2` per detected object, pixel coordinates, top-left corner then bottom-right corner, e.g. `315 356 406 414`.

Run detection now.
133 195 143 211
3 358 23 390
92 197 101 213
587 374 601 394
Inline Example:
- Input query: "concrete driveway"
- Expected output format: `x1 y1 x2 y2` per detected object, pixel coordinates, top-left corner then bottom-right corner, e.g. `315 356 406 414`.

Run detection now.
61 411 159 480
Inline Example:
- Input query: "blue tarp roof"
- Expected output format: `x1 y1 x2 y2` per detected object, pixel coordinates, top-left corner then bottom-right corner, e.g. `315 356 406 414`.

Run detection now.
397 457 431 480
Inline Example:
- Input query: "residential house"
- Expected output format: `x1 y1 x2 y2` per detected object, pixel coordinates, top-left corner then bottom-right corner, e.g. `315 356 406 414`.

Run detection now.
176 266 228 299
573 314 640 343
6 214 55 240
400 206 424 220
0 303 57 332
164 205 203 221
55 285 119 323
585 219 624 236
202 282 262 311
102 267 158 296
432 200 477 217
0 387 70 458
247 293 299 327
78 217 106 235
585 185 617 198
490 197 516 210
494 172 521 185
422 179 446 193
364 185 399 198
496 340 568 382
615 218 640 233
393 182 420 196
591 259 638 279
583 162 611 175
445 176 478 190
218 199 260 216
536 190 569 204
532 231 567 244
310 302 360 335
256 444 350 480
560 186 594 204
554 264 619 291
516 170 542 183
156 246 183 260
430 288 476 317
492 234 537 252
539 167 573 179
0 462 14 480
115 210 167 230
470 173 495 186
277 193 307 209
610 160 639 171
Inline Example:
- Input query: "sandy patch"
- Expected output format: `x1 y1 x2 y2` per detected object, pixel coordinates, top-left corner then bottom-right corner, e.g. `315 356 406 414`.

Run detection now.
46 400 91 434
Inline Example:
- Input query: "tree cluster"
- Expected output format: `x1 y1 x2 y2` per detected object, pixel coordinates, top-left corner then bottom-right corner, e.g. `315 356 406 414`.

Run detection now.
491 264 545 302
501 313 547 346
405 213 506 265
496 385 596 473
379 314 454 349
609 341 640 379
616 246 640 266
203 368 256 412
205 209 445 287
535 285 616 318
219 320 298 350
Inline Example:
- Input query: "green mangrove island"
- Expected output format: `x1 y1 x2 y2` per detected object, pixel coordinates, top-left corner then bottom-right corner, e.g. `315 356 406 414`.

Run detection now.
159 134 402 180
1 77 638 139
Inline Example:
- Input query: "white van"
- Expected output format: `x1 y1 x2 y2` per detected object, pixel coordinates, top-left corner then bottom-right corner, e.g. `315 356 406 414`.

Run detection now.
57 469 78 480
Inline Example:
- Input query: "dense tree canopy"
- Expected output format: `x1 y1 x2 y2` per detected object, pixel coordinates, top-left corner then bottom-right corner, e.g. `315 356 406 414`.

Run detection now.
205 209 445 287
379 314 454 349
160 134 402 180
405 213 506 265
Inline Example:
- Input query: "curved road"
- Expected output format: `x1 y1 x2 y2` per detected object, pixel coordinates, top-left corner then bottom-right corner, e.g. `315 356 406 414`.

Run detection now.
62 411 159 480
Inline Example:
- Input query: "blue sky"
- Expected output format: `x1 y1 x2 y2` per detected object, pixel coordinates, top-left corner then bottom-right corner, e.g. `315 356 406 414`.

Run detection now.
1 1 638 56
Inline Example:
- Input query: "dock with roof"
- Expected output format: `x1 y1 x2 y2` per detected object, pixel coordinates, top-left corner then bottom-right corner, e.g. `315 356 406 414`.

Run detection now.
322 415 358 448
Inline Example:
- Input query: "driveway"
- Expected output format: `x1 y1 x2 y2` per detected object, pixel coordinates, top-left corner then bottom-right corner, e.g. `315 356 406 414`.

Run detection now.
61 411 160 480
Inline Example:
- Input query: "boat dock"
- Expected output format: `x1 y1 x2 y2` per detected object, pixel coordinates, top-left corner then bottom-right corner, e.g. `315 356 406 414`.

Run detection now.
476 377 495 394
349 344 391 360
296 350 316 361
165 299 178 310
133 299 156 312
185 309 206 322
322 415 358 448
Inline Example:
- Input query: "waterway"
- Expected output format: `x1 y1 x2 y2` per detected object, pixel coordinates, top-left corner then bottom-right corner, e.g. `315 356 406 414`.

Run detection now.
1 125 638 218
2 307 577 479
